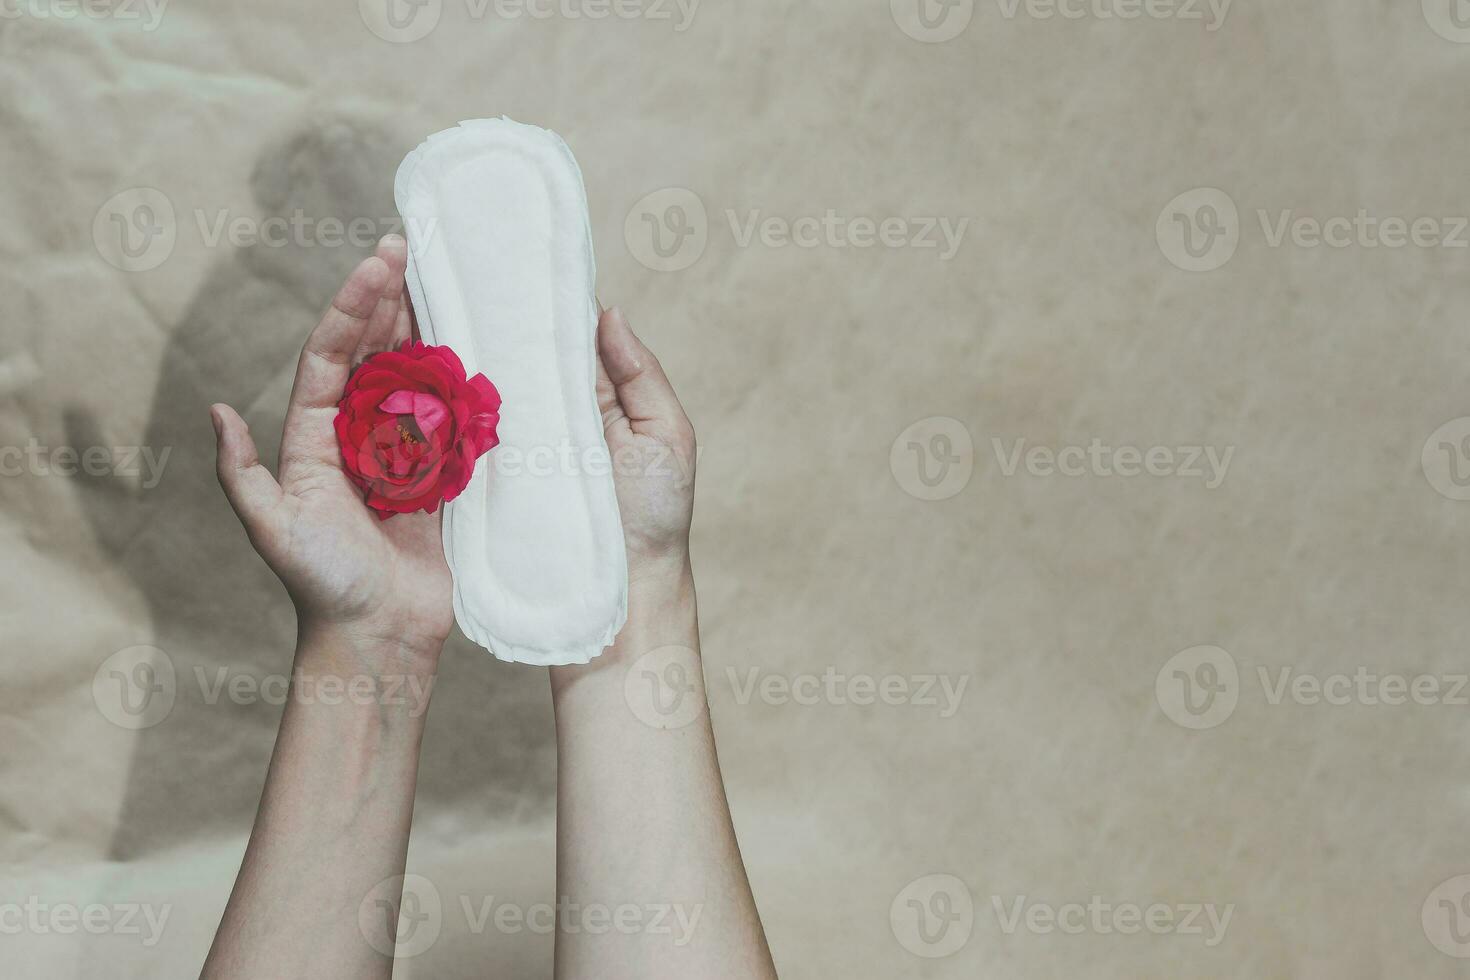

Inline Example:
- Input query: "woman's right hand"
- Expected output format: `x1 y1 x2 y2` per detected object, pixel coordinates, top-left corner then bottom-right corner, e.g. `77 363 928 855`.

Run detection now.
594 306 698 587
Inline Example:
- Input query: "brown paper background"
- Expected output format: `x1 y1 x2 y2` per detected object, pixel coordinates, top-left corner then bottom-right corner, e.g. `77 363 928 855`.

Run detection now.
5 1 1470 976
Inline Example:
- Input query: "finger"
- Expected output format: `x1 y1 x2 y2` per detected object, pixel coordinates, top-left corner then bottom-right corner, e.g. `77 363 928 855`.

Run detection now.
211 404 287 543
595 296 621 418
396 285 418 346
397 245 429 347
594 302 622 425
597 306 689 430
290 254 391 413
278 255 391 477
595 348 623 427
354 235 408 364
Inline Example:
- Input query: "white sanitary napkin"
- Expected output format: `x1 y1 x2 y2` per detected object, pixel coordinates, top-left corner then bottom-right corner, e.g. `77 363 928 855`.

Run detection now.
395 118 627 666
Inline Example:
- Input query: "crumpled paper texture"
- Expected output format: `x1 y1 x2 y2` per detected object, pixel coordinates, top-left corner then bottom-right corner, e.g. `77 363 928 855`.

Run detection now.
3 1 1469 977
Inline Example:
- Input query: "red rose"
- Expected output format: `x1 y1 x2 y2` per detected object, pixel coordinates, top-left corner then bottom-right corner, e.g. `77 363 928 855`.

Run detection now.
334 341 501 520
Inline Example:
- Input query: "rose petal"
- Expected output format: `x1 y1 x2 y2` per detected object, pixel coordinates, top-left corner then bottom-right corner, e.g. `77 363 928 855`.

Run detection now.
379 389 451 439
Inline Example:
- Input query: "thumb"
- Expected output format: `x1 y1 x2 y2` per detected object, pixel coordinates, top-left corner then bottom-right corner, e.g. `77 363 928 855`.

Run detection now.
211 404 286 541
597 307 691 437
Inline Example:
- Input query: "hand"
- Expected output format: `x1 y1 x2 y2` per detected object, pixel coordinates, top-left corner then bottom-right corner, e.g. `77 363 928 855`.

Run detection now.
555 318 778 980
210 236 454 663
595 306 698 587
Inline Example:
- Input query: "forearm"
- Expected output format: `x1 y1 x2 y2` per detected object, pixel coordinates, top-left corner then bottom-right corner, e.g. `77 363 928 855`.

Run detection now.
202 626 438 980
549 562 777 980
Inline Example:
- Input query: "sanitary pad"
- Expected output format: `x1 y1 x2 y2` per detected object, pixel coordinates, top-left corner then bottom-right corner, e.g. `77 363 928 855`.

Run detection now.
395 119 628 666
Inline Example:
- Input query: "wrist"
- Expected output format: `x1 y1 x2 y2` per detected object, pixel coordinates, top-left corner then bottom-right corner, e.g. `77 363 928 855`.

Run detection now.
622 556 696 640
550 558 697 696
288 624 441 728
295 617 446 679
626 546 693 595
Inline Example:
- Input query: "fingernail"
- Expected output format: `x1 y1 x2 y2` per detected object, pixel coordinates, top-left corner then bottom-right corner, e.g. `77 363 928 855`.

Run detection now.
209 406 223 438
380 233 406 249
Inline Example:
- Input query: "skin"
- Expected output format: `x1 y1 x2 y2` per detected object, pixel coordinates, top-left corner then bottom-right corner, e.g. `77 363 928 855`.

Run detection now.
201 235 777 979
550 306 777 980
